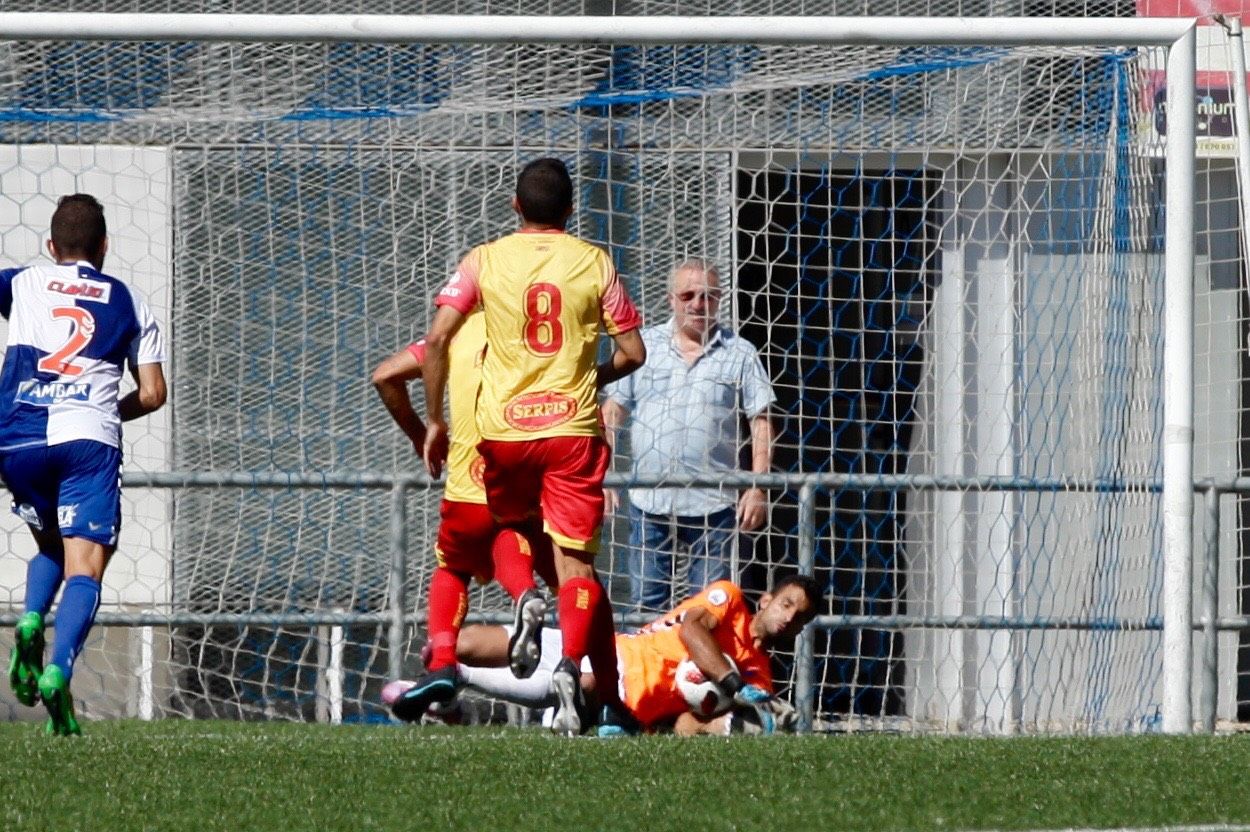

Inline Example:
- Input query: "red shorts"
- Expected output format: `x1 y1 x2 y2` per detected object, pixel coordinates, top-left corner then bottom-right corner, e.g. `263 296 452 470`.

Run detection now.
435 500 496 582
435 499 559 587
478 435 610 555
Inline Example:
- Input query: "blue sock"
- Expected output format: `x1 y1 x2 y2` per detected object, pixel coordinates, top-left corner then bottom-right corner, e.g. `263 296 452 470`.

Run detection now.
24 552 64 617
50 575 101 681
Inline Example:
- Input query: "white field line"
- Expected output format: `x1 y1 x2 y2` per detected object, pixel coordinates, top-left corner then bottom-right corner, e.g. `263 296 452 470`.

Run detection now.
969 826 1250 832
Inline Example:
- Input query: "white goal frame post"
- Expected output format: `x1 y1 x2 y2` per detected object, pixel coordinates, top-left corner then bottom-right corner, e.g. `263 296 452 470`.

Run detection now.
0 13 1199 733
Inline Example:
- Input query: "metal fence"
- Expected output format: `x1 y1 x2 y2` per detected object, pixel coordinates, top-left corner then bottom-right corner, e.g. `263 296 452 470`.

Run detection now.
3 469 1236 733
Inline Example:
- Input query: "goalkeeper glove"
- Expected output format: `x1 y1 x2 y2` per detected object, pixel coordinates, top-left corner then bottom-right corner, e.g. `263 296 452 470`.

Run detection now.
718 671 777 734
764 697 798 732
717 671 772 706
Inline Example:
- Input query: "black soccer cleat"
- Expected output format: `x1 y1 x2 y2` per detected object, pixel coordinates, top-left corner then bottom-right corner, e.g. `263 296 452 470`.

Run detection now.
508 589 547 680
390 666 461 723
596 701 642 738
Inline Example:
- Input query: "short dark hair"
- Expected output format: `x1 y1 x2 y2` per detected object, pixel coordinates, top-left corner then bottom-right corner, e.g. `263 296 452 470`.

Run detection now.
515 158 573 226
770 573 823 610
50 194 107 259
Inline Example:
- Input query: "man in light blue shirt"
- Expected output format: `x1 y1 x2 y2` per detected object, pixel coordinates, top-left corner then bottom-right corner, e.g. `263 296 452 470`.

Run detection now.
603 260 775 611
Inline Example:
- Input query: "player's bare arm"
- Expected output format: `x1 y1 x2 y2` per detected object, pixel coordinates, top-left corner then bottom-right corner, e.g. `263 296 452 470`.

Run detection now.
371 347 427 453
677 605 736 684
597 327 645 390
118 362 167 422
421 304 467 478
738 411 774 531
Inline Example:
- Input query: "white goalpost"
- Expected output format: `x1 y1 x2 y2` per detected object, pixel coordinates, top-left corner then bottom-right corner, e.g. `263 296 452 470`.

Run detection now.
0 13 1202 734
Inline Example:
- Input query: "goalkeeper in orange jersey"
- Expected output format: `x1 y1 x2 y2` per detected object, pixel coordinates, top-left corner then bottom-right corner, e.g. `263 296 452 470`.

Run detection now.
371 309 555 723
383 575 822 736
421 158 646 735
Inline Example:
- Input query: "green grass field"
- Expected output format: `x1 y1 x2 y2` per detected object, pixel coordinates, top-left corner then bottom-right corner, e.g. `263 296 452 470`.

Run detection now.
2 721 1249 831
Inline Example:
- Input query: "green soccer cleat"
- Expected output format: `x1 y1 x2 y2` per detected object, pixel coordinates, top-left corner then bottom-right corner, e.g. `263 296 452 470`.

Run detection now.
38 665 81 737
8 612 45 708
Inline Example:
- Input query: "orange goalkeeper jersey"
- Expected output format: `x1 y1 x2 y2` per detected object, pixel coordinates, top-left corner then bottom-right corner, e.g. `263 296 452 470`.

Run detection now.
408 311 488 505
614 581 774 728
435 230 641 442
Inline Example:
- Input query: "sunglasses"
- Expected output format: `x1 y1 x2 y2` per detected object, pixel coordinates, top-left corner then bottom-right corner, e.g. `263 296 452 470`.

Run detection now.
674 289 721 303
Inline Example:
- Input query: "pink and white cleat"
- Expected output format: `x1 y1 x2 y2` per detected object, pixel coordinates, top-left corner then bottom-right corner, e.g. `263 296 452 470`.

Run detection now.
381 679 417 707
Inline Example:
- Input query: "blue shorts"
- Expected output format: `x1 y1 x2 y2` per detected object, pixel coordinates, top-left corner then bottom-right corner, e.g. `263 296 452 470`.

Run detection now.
0 440 123 547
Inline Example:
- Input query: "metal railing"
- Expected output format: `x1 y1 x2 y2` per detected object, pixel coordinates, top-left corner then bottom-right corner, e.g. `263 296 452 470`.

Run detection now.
4 468 1237 732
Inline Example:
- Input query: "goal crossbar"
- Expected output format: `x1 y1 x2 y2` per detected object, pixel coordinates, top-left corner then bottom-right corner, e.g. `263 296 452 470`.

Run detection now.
0 13 1196 47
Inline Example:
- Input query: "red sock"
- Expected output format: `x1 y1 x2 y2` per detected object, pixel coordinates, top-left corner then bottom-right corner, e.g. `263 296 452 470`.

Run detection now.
586 590 622 708
558 576 603 664
427 567 469 671
492 529 538 601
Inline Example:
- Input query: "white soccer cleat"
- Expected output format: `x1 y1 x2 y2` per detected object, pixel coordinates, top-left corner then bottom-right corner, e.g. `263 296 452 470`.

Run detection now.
549 657 585 737
508 589 547 679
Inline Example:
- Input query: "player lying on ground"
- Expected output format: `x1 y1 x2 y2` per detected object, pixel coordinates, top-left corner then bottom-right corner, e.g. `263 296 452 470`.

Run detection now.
2 194 167 736
384 575 821 736
422 158 646 735
372 309 554 722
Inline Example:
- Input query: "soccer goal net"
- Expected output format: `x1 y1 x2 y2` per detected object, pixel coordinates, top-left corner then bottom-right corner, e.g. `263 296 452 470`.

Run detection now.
0 10 1212 734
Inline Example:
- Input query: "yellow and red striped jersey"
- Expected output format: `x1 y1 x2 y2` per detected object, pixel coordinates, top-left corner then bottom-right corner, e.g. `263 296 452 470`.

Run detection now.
408 310 487 504
435 230 641 442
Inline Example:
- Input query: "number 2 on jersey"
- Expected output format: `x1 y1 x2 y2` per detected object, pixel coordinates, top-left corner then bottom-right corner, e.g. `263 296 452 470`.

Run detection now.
523 283 563 356
38 306 96 377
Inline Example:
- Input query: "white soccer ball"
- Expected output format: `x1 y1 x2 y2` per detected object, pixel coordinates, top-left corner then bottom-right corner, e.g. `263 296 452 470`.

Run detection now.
674 655 736 718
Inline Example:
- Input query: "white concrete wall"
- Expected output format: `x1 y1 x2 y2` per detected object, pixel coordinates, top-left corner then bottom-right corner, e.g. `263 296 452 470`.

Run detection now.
906 151 1208 732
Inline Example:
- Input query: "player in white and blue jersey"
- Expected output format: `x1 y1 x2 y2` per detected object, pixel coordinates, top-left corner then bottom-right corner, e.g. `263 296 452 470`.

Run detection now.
0 194 166 736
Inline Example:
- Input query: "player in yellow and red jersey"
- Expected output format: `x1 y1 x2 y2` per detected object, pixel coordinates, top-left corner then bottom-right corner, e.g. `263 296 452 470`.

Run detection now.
371 310 557 723
393 575 822 736
422 158 646 735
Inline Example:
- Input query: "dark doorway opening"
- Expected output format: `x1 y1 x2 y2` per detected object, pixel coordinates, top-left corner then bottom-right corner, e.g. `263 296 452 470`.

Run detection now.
736 165 938 718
